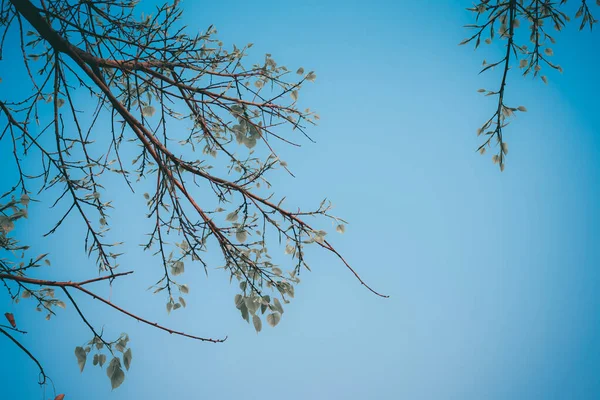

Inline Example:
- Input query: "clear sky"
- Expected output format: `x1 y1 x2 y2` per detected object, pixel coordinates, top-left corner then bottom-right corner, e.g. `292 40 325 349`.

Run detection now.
2 0 600 399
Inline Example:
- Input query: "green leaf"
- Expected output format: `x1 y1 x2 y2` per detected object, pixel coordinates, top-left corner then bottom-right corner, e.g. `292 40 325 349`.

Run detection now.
0 216 15 233
244 135 257 149
106 357 125 390
171 260 184 276
226 211 238 222
234 294 244 309
252 314 262 333
123 348 132 371
240 302 250 322
273 298 284 314
74 346 87 372
142 105 156 117
236 229 247 243
244 297 260 314
266 312 281 327
313 230 326 244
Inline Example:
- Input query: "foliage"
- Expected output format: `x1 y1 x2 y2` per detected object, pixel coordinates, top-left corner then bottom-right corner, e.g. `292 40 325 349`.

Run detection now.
0 0 385 394
461 0 599 171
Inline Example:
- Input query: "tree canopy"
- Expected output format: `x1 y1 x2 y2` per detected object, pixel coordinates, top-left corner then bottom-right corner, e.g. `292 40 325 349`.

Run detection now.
0 0 386 393
462 0 598 170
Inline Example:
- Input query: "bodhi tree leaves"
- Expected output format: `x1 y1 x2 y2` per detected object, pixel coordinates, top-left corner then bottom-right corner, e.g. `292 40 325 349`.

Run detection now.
1 0 384 393
461 0 600 171
74 333 132 389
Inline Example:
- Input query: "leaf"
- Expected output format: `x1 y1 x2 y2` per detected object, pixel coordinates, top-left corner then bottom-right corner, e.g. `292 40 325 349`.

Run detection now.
142 105 156 117
305 71 316 82
20 193 30 206
314 232 325 244
57 98 65 108
171 260 184 276
501 142 509 155
4 312 16 328
225 211 238 222
234 294 244 309
123 348 132 371
273 298 284 314
252 314 262 333
266 312 281 327
541 75 548 84
74 346 87 372
240 302 249 322
517 106 527 112
284 244 295 255
244 135 257 149
179 296 186 308
93 354 99 366
106 357 125 390
272 267 282 276
336 224 346 234
236 229 247 243
180 284 189 294
55 395 65 400
99 354 107 367
0 216 15 233
245 297 259 315
519 59 528 68
290 90 298 102
296 67 304 75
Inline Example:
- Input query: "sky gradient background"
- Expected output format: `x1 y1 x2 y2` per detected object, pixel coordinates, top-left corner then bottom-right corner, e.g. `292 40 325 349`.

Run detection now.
2 0 600 399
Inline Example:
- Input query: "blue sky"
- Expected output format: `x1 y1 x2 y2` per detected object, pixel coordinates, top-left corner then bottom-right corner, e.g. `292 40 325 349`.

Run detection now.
2 0 600 399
